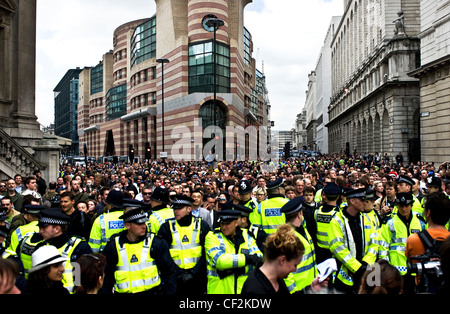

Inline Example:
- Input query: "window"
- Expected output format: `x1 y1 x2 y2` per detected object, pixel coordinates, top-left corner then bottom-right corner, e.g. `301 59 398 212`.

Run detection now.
131 17 156 67
105 83 127 121
90 63 103 95
244 28 251 66
188 40 230 94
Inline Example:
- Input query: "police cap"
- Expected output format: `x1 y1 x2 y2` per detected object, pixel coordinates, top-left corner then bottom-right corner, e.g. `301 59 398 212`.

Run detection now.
323 182 342 196
397 175 414 186
395 192 414 205
39 207 71 227
238 180 253 195
266 177 284 190
119 207 148 224
344 188 366 199
232 203 252 217
171 194 194 209
218 209 241 223
280 197 303 216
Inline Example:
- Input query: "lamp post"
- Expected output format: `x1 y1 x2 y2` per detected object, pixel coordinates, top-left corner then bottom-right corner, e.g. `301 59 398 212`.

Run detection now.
205 18 224 157
205 18 224 107
156 58 170 157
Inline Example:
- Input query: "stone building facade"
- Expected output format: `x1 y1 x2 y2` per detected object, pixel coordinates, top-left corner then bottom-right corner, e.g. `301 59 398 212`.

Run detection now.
0 0 62 181
77 0 270 162
408 0 450 164
327 0 421 164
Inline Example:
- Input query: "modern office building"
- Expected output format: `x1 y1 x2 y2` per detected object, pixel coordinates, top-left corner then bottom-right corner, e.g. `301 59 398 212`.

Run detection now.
327 0 421 163
54 68 83 156
77 0 270 162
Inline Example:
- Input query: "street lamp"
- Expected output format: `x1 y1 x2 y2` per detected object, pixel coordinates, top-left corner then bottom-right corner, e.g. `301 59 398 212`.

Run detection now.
156 58 170 157
205 18 224 157
205 18 224 106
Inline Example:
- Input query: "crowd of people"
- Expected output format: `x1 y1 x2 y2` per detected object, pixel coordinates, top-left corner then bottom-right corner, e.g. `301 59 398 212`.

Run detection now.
0 152 449 296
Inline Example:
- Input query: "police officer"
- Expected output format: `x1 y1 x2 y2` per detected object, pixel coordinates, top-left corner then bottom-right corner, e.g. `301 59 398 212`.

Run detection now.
281 197 318 294
147 186 174 234
157 194 211 294
88 189 126 253
395 175 423 217
378 192 426 279
5 204 45 254
313 182 342 263
237 180 257 222
16 207 92 293
421 176 442 210
204 209 263 294
328 188 379 294
102 206 177 294
233 203 267 253
364 188 381 230
252 177 289 234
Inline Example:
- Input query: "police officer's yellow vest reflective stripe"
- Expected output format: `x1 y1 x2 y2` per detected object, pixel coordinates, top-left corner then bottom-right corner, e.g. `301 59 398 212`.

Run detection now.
18 235 46 279
169 217 202 269
60 237 83 294
285 223 317 293
148 207 174 234
258 197 288 234
114 233 161 293
205 228 262 294
8 221 39 253
378 213 426 275
329 210 379 287
89 210 125 253
18 235 82 293
314 205 337 249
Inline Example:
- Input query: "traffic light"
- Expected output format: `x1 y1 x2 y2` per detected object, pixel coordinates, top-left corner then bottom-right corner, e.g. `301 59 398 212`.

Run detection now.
129 144 135 163
145 142 151 160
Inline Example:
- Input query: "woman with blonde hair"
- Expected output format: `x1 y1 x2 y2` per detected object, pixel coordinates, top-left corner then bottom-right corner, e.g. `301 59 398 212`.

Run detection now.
241 224 304 294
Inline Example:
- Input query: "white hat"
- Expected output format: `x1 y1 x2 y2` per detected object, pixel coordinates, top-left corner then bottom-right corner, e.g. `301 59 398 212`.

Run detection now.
29 245 68 274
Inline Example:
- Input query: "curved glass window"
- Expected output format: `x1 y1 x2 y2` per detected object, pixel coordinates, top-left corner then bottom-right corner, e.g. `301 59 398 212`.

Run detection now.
105 83 127 121
131 17 156 67
189 40 230 94
199 100 227 130
90 63 103 95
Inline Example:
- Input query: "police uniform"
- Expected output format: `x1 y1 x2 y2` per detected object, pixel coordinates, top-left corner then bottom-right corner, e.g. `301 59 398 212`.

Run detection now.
313 182 342 263
88 190 127 253
252 178 288 234
281 197 318 294
328 188 379 294
204 209 263 294
147 187 174 234
378 192 426 276
17 207 92 293
364 188 381 230
102 207 178 294
394 175 423 217
157 195 211 294
232 203 267 253
4 205 45 255
237 180 258 223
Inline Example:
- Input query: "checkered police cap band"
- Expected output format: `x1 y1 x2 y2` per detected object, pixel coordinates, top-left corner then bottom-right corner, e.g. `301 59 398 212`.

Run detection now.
123 212 147 223
171 199 192 207
40 217 69 225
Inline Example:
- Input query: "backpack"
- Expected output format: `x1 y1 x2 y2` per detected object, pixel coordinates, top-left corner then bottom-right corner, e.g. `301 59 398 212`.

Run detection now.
417 230 445 258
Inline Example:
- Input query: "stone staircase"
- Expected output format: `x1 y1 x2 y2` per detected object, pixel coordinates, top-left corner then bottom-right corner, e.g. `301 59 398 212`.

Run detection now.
0 128 46 180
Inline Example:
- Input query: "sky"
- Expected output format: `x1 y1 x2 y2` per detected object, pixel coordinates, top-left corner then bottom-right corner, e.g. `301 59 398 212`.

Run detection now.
35 0 344 130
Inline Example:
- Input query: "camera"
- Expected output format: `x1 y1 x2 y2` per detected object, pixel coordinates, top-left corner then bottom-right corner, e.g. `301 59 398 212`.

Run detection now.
408 255 443 294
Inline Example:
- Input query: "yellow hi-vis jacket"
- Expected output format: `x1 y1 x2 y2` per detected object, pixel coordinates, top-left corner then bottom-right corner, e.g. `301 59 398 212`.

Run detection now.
114 233 161 293
205 227 262 294
329 209 379 287
168 217 202 269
